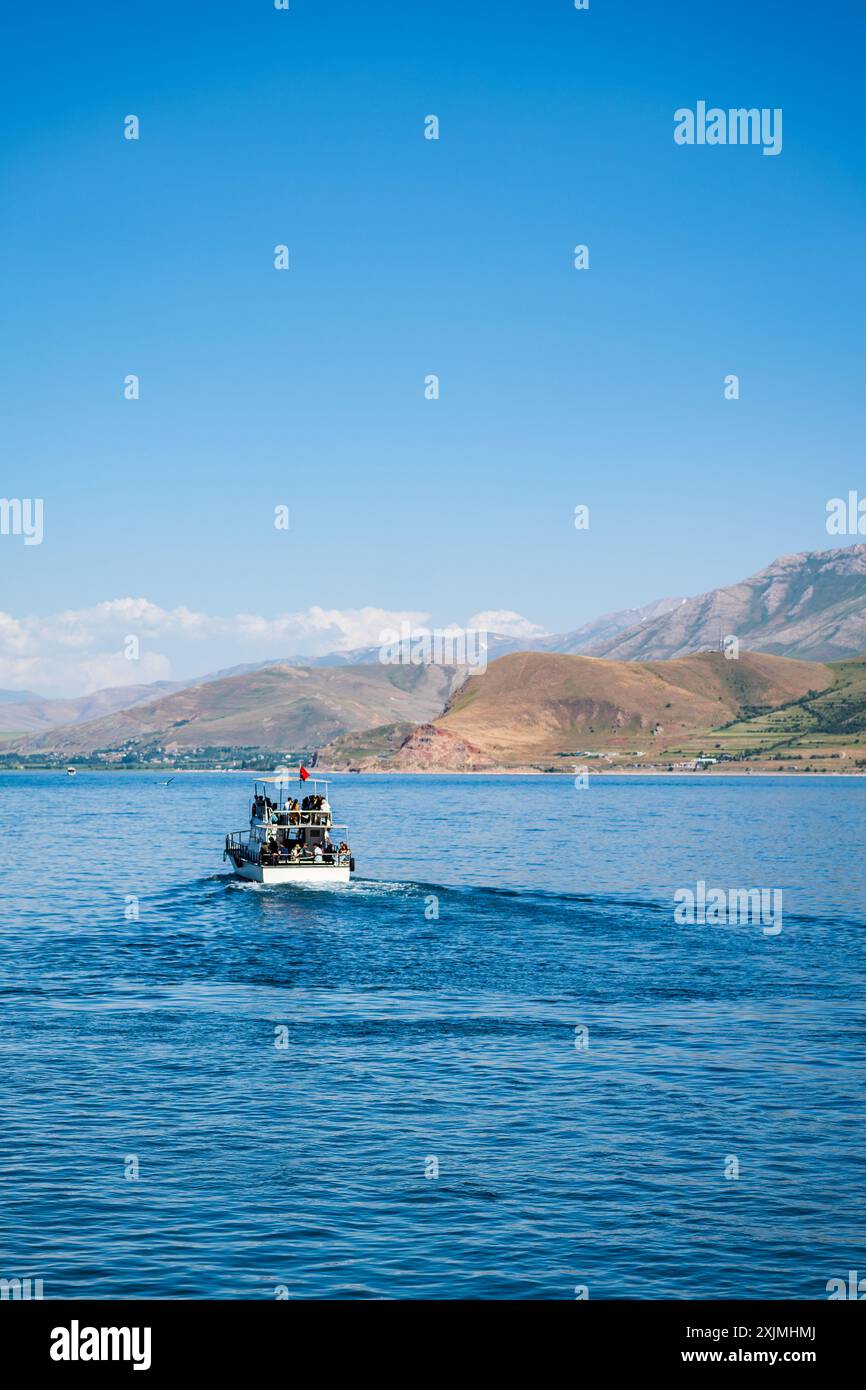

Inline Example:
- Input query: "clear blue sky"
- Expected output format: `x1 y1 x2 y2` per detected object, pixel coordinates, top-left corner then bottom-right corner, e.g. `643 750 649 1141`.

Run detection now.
1 0 864 689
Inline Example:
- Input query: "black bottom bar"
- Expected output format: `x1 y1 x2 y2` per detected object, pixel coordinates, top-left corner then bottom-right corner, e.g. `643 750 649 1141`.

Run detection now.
2 1299 862 1376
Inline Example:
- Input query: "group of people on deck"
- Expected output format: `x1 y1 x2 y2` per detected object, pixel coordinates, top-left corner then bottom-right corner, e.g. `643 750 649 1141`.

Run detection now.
282 794 329 824
261 829 350 866
252 793 331 827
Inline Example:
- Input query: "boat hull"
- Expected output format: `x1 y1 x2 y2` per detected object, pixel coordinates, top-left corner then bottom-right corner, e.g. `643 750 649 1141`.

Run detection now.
232 859 351 885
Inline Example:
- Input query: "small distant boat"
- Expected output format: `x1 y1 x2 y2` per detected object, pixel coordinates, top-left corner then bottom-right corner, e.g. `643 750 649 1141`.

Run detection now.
66 766 76 777
224 769 354 885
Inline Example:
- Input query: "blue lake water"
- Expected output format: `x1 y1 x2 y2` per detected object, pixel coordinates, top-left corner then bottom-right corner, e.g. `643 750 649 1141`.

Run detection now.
1 771 864 1299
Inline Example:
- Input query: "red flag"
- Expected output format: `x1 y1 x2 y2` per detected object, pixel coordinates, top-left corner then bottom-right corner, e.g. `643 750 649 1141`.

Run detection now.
299 765 310 781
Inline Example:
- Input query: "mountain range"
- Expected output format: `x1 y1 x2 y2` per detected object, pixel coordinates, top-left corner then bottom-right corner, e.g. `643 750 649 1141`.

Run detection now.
232 543 866 668
10 662 459 757
583 545 866 663
0 681 185 735
3 543 866 761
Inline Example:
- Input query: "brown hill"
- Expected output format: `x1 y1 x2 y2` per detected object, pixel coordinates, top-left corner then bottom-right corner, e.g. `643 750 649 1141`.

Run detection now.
0 681 185 736
412 649 834 767
12 663 459 755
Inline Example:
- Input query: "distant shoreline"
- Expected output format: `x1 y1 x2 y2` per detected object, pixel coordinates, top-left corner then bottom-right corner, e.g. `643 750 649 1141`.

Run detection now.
323 768 866 777
2 766 863 778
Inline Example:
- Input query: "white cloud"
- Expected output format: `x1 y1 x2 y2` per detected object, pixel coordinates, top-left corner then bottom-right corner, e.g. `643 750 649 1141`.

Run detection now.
0 599 433 697
75 651 174 692
467 609 549 639
0 598 548 696
231 605 433 651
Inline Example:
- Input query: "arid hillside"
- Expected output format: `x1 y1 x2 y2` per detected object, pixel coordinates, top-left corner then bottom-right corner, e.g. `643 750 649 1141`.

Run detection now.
428 650 833 765
12 663 460 756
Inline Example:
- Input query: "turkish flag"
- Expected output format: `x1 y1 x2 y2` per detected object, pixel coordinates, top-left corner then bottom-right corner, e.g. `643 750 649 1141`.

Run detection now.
299 765 310 781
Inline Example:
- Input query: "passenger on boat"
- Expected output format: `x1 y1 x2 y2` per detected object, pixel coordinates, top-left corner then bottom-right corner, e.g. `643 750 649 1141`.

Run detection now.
313 844 323 863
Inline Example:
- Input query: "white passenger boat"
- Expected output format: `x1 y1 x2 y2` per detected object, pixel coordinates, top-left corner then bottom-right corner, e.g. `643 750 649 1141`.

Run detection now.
224 772 354 884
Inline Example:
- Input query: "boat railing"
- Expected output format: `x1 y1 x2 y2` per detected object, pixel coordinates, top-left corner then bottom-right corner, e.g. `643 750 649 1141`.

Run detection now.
225 832 351 866
225 833 258 864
